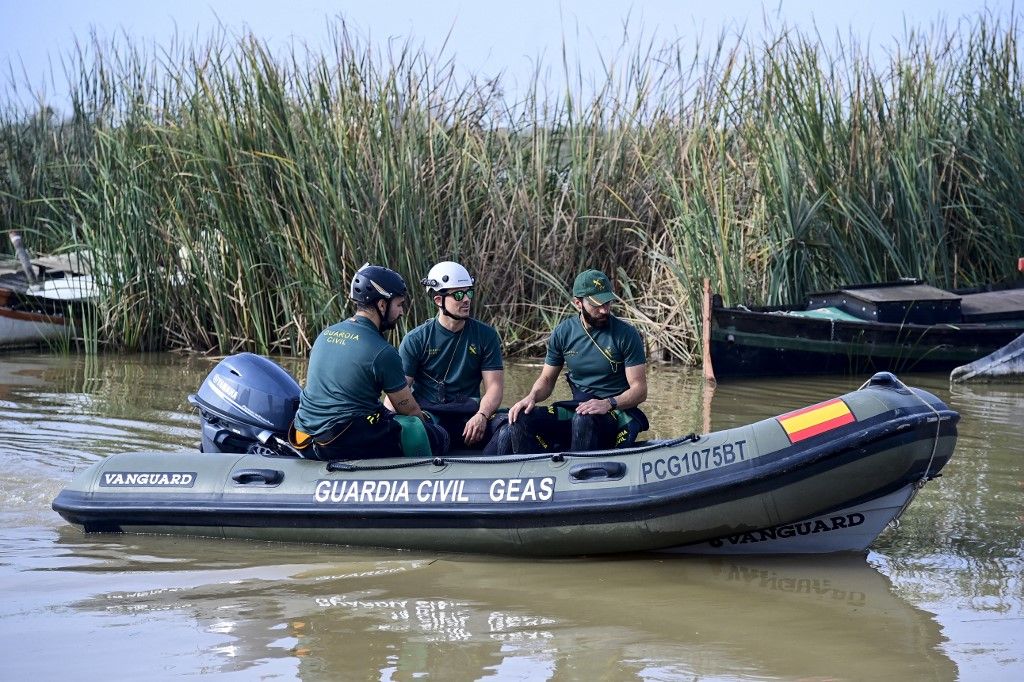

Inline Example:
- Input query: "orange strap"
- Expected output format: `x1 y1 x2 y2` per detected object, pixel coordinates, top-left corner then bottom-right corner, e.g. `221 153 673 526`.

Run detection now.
288 423 312 450
289 420 353 449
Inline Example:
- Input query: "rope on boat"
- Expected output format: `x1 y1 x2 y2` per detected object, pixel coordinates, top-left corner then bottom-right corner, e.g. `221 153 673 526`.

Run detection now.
913 392 943 484
858 373 946 530
325 433 703 472
857 374 943 483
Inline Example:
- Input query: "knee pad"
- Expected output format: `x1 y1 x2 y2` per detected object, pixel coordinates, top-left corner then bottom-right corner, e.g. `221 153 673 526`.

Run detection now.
571 414 612 451
481 419 539 455
507 418 559 454
482 421 514 456
509 420 538 454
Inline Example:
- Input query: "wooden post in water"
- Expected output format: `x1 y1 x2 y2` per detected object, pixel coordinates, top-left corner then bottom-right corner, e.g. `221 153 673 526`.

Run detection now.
702 277 717 385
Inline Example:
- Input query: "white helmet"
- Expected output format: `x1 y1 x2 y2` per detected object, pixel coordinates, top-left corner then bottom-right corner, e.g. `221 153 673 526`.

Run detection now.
421 261 474 293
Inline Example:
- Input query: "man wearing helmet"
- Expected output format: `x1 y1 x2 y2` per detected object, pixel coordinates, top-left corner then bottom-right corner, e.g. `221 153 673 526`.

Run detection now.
397 260 505 451
498 268 649 454
292 263 449 460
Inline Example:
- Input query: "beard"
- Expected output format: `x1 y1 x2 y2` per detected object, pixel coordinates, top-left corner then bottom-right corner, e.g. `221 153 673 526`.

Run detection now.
581 307 609 328
379 301 400 332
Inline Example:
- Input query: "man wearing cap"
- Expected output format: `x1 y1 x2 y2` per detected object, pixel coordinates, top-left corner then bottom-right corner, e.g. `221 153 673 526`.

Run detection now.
500 268 649 453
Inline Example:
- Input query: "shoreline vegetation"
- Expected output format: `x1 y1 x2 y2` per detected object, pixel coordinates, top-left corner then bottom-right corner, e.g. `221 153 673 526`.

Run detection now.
2 15 1023 361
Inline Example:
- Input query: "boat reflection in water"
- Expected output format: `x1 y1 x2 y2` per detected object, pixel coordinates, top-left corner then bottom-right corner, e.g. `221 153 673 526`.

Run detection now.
57 529 955 680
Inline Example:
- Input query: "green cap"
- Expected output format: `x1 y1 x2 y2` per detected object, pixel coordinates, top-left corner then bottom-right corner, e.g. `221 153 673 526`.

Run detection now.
572 269 616 303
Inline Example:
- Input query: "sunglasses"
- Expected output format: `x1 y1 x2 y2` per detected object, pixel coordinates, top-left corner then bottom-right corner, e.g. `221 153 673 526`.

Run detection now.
448 288 475 301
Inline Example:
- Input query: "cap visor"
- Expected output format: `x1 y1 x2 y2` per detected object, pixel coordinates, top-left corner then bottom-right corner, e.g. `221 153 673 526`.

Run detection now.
588 292 616 304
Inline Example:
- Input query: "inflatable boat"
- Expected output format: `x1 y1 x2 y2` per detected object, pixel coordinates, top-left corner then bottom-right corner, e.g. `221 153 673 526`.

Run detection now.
52 354 959 556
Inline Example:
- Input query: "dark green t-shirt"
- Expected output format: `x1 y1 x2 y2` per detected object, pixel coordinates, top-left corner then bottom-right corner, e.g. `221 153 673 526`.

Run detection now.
399 317 503 404
294 315 407 435
544 314 646 397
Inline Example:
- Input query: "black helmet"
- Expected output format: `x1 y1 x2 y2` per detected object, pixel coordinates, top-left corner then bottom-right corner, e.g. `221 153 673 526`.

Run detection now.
350 263 408 305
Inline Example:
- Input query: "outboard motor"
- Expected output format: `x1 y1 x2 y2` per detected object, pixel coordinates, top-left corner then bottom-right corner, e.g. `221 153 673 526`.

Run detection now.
188 353 301 454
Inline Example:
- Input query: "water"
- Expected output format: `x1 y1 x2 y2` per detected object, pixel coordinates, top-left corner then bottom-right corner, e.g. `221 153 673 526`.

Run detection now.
0 353 1021 680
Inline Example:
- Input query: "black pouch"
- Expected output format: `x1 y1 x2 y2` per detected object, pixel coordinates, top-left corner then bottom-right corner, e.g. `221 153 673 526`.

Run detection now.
566 389 649 447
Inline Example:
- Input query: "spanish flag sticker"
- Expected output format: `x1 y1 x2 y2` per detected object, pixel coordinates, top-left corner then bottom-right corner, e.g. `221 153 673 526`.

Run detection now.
777 398 855 443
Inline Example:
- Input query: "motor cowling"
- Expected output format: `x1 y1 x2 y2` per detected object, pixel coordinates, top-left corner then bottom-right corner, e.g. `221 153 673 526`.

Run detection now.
188 353 301 454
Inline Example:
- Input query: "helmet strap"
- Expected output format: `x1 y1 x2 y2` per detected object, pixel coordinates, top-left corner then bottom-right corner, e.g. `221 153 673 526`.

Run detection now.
376 299 399 332
438 293 470 322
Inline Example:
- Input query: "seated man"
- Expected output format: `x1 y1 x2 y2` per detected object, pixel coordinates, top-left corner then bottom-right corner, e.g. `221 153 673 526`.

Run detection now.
397 261 505 450
502 269 648 453
291 263 449 460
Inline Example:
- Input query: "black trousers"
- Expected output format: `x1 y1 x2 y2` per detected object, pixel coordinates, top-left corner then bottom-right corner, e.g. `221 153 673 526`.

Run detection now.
309 411 448 461
432 411 505 450
416 400 507 452
505 406 619 454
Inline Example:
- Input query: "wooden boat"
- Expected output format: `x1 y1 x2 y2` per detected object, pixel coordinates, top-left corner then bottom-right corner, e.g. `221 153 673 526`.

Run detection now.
708 280 1024 379
0 285 71 348
1 237 97 350
52 354 959 556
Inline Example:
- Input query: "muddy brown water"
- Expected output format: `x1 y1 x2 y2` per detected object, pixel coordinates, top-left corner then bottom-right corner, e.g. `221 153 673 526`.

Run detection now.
0 353 1021 680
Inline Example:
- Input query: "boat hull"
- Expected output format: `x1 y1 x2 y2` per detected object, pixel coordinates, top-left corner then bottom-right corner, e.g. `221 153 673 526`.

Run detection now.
950 332 1024 383
0 304 69 349
662 485 917 554
0 266 94 350
53 376 958 556
711 305 1024 379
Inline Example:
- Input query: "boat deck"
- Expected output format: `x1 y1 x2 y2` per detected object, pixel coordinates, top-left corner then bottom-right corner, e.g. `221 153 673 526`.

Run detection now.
803 281 1024 325
961 289 1024 322
0 271 35 295
838 284 959 303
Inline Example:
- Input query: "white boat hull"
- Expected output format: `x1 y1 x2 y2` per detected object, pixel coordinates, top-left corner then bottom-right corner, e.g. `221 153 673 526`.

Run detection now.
950 331 1024 382
0 306 69 348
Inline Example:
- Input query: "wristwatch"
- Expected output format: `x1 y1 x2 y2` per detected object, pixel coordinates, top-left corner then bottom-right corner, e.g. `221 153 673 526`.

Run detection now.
607 396 618 410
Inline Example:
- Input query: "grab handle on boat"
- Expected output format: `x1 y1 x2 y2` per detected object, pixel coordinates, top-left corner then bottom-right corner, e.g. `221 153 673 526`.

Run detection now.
569 462 626 482
231 468 284 485
862 371 910 393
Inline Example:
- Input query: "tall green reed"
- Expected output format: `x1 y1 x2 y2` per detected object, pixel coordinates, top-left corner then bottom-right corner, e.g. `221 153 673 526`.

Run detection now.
2 14 1023 361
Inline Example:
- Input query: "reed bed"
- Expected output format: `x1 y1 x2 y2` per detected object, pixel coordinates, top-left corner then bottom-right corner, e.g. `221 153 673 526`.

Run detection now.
2 15 1023 361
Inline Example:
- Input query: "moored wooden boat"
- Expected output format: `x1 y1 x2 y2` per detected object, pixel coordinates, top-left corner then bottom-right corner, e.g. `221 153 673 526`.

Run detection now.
0 291 70 348
52 355 958 556
1 237 97 350
708 280 1024 379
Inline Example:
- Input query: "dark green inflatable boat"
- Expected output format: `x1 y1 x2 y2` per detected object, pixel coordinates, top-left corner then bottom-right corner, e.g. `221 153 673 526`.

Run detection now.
52 355 958 556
